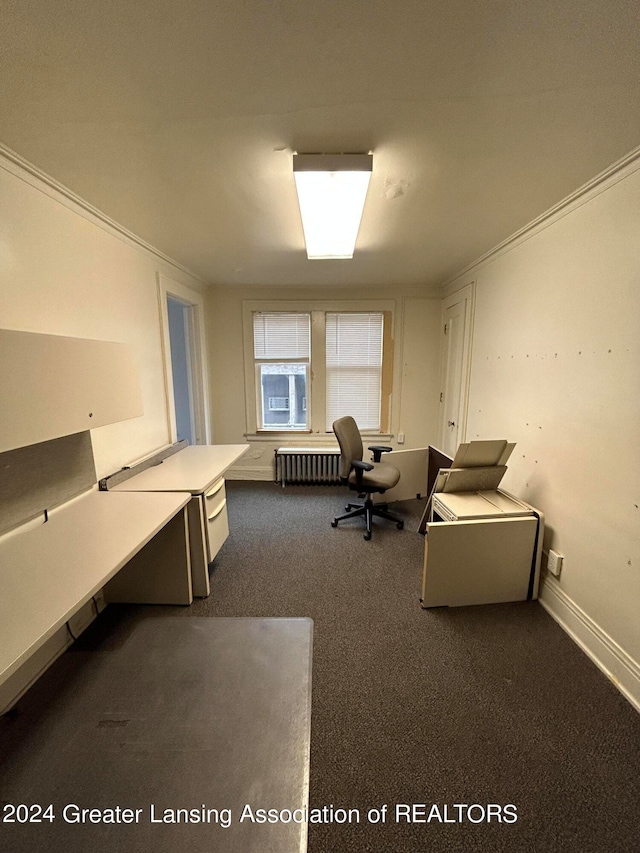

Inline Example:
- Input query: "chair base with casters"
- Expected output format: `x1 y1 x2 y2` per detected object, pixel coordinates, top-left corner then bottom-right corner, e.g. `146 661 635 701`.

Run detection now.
331 495 404 541
331 415 404 541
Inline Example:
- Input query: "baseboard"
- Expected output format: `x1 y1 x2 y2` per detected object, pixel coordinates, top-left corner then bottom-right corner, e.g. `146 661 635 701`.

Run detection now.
226 465 273 481
539 575 640 714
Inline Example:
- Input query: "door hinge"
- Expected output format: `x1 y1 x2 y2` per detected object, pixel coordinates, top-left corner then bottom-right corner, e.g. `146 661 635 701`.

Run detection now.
439 392 444 402
444 323 448 335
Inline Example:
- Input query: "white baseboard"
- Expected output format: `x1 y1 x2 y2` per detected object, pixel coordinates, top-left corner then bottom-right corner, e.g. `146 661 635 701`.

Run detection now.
539 575 640 714
226 465 273 481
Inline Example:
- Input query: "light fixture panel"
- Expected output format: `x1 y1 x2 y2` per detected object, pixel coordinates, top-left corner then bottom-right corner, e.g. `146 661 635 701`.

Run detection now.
293 154 372 260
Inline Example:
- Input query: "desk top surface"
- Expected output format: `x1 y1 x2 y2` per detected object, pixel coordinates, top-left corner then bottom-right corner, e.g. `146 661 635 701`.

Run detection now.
110 444 250 494
0 490 190 685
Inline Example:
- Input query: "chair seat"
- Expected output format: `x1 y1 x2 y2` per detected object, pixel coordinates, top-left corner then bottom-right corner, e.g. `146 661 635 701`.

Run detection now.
348 461 400 492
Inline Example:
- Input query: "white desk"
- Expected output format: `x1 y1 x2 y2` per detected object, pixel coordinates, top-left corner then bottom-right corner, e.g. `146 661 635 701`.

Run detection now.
111 444 249 597
0 490 191 689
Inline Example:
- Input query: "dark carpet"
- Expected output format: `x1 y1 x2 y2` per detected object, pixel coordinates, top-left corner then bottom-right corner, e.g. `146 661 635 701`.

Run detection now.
6 481 640 852
191 482 640 853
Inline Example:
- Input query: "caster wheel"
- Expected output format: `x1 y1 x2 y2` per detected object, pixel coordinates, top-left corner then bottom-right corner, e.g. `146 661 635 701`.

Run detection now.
364 532 372 541
397 521 404 530
331 520 338 528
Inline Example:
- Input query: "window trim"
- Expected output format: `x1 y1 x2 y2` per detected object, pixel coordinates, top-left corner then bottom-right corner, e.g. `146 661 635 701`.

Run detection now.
243 300 395 437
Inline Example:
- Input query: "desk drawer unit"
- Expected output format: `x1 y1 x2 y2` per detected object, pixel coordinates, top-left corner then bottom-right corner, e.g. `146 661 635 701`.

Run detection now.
204 478 229 564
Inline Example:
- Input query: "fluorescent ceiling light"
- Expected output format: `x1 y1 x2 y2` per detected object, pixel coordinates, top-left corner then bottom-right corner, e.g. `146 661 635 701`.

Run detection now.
293 153 373 259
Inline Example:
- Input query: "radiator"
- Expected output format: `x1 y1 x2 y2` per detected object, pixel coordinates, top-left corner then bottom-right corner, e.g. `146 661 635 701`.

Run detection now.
275 447 342 486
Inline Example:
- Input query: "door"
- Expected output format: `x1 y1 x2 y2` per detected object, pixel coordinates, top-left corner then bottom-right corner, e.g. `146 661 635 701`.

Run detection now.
438 284 475 457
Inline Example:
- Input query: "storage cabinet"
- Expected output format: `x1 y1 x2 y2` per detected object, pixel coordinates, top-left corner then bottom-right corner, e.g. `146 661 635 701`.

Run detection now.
421 490 543 608
0 328 143 453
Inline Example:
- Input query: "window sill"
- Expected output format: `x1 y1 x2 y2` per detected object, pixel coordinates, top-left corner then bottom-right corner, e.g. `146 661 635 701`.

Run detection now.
246 432 393 444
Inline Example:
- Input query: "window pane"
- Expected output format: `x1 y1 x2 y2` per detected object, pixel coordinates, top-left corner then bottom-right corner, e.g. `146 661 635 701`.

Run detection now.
326 313 383 430
254 312 310 359
259 363 308 429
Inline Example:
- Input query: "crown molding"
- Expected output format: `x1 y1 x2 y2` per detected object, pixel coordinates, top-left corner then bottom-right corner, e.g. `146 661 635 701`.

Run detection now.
0 142 208 286
443 144 640 295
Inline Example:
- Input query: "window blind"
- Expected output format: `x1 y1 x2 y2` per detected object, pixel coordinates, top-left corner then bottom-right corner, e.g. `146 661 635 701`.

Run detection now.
326 312 383 430
253 312 310 360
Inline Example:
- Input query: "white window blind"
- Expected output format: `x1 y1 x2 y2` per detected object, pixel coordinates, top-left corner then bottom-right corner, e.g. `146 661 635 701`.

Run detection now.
326 312 383 430
253 312 310 360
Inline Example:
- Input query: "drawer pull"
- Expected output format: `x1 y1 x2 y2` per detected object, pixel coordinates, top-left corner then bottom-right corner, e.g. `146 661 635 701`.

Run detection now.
207 499 227 521
205 478 225 499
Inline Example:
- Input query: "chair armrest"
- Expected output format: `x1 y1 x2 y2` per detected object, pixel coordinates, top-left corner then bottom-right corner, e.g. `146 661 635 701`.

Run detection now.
352 459 374 471
352 458 374 487
368 445 392 463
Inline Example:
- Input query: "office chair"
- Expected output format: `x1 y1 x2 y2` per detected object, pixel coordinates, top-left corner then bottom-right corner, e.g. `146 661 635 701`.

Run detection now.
331 416 404 540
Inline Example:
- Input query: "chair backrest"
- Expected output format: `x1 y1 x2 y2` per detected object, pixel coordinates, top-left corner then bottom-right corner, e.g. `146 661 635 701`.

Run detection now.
332 416 363 480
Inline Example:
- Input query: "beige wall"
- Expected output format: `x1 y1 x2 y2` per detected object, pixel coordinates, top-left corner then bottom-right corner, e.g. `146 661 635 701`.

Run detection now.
206 285 443 480
448 157 640 708
6 138 636 708
1 148 443 487
0 154 207 481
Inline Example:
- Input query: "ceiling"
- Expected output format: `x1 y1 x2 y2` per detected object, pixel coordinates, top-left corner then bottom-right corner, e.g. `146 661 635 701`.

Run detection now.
1 0 639 289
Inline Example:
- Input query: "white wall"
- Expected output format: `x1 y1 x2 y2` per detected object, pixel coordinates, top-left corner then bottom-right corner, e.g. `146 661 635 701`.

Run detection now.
447 154 640 709
0 152 208 480
206 285 442 480
0 150 211 711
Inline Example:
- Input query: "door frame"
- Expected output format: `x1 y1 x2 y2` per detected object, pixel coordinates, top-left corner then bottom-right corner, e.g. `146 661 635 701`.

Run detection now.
437 281 475 454
158 274 211 445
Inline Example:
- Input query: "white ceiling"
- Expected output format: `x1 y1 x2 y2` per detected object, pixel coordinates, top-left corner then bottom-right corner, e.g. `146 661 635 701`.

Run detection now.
1 0 639 289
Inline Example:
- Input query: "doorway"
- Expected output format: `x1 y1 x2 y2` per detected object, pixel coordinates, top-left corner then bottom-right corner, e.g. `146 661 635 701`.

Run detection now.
158 275 211 446
166 296 197 444
437 283 475 457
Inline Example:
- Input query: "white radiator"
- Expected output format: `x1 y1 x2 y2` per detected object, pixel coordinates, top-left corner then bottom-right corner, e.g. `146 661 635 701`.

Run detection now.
275 447 341 486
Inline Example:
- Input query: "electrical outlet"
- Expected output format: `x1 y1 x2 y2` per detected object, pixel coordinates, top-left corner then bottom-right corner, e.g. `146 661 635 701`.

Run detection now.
547 549 563 577
397 432 405 445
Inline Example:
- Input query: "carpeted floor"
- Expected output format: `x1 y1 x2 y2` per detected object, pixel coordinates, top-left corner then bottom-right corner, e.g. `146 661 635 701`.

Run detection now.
5 480 640 852
186 481 640 853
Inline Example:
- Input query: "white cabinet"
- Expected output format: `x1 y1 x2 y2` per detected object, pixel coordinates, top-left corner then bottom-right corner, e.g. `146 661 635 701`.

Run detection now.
421 490 543 608
0 328 143 453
